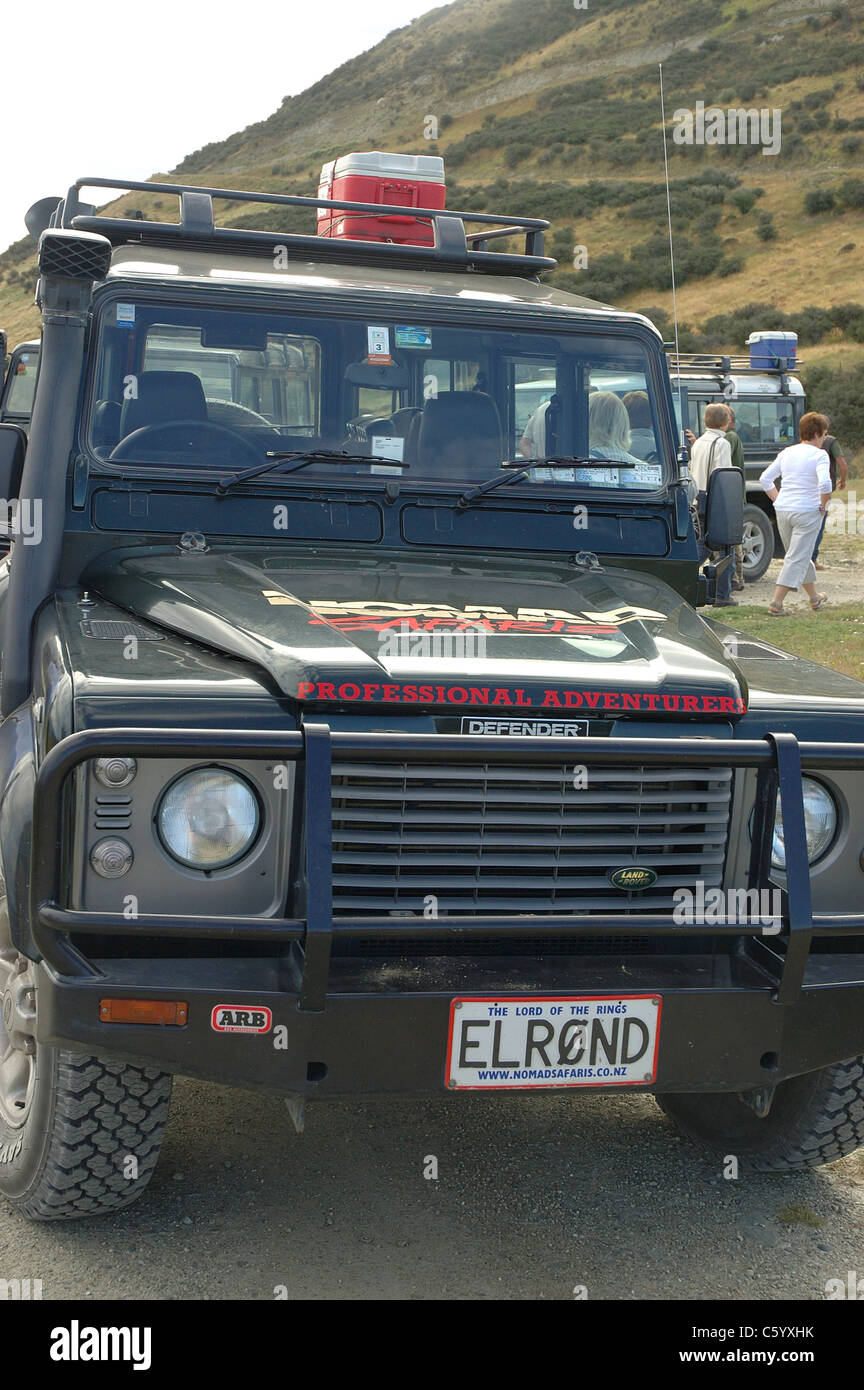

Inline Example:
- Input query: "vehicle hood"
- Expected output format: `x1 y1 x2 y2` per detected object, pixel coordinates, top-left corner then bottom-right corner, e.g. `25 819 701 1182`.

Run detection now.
85 546 747 717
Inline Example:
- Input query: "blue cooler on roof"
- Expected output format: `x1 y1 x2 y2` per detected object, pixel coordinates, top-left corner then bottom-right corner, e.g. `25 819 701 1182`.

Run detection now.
747 330 799 368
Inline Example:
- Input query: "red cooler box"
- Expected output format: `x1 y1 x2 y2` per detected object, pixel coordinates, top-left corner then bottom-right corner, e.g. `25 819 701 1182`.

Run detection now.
317 151 446 246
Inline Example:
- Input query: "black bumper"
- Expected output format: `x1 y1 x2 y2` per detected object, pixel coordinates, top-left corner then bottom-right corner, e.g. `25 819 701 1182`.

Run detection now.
32 949 864 1096
29 724 864 1095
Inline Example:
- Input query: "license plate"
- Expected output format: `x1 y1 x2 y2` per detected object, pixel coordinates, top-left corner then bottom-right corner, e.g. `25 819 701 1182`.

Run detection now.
446 994 661 1089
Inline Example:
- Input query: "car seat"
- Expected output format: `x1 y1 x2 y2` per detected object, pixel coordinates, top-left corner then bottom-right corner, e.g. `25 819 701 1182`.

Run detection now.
413 391 503 478
118 371 208 438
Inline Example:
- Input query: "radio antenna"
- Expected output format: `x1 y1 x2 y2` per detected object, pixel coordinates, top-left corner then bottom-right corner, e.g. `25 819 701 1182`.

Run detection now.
659 63 684 447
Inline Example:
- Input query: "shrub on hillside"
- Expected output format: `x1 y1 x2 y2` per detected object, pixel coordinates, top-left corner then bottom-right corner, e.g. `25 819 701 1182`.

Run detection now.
838 177 864 208
755 213 777 241
804 362 864 451
804 189 836 214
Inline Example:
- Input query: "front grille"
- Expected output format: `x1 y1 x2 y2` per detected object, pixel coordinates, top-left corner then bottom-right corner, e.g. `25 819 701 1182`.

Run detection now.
330 759 733 916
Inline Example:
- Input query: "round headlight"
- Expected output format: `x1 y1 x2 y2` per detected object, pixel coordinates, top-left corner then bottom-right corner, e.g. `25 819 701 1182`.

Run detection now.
157 768 260 869
771 777 837 871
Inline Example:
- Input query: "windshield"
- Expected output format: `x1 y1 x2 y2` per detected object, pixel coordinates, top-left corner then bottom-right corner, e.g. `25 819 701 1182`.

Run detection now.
87 299 669 492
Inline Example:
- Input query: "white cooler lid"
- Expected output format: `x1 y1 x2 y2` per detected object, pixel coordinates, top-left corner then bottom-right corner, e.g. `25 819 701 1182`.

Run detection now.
322 151 446 184
747 330 798 344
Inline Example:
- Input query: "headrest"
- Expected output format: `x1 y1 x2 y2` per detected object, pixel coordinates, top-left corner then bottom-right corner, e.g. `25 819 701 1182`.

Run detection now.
119 371 207 437
417 391 502 475
91 399 122 449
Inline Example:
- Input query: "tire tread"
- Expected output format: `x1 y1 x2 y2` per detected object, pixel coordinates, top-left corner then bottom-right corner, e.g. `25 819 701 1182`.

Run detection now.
17 1050 171 1220
658 1057 864 1173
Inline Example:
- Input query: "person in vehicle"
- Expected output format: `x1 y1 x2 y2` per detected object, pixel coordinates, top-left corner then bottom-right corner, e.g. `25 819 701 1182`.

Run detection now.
760 410 832 616
586 390 645 465
519 397 551 460
622 390 655 460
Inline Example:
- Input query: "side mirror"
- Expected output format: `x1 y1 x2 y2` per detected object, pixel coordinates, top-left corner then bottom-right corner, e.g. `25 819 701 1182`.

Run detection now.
705 466 743 550
0 424 26 501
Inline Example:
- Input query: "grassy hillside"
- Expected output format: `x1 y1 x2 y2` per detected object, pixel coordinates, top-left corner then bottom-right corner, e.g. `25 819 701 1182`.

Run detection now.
5 0 864 441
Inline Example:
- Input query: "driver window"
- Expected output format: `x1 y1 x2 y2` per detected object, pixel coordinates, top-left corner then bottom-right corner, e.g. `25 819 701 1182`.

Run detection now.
89 316 323 461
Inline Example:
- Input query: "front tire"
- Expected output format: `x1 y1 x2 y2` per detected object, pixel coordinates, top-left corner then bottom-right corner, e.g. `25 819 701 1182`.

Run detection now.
0 951 171 1220
656 1057 864 1172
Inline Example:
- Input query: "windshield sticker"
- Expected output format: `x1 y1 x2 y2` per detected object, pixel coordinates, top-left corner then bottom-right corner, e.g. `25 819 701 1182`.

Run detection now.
370 435 405 474
366 326 391 363
115 303 136 328
370 436 404 461
395 325 432 348
296 681 746 714
630 463 663 486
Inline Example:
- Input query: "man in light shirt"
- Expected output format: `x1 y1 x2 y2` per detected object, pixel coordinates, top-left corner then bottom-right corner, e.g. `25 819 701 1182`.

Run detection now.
520 399 550 460
690 403 735 607
759 411 832 616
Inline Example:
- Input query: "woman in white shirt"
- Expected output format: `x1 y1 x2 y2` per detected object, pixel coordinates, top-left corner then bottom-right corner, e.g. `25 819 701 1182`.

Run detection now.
759 411 833 616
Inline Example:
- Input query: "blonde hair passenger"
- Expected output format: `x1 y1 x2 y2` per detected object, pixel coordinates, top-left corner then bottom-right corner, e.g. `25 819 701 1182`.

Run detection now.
589 391 632 453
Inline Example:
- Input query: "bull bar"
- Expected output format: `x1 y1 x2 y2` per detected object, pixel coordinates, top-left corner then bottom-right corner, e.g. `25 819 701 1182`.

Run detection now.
30 726 864 1016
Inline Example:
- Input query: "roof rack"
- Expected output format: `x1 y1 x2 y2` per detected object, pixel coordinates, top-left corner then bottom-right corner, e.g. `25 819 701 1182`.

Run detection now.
667 351 802 375
53 177 556 279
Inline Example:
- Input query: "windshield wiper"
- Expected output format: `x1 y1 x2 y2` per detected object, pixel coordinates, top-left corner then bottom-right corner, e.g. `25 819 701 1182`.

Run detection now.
216 450 410 495
457 457 639 509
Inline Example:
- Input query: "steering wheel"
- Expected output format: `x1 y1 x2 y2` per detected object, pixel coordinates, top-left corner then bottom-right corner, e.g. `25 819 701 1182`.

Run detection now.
205 398 275 430
109 420 263 466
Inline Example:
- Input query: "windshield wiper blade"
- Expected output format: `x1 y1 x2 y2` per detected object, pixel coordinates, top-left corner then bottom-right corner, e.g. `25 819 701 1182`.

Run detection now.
457 457 638 509
216 450 410 495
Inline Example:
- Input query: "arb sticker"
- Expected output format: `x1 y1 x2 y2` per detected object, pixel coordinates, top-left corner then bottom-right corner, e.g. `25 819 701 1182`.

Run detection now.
211 1005 273 1034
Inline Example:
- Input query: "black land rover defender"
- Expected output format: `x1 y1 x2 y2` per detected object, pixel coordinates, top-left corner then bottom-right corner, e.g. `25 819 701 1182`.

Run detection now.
0 174 862 1221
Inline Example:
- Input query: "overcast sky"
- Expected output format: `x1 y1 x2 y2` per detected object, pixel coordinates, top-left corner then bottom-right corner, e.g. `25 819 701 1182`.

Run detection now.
2 0 435 253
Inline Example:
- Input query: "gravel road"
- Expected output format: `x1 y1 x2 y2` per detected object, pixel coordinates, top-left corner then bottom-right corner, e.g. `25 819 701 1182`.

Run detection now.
3 1078 863 1301
737 528 864 607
